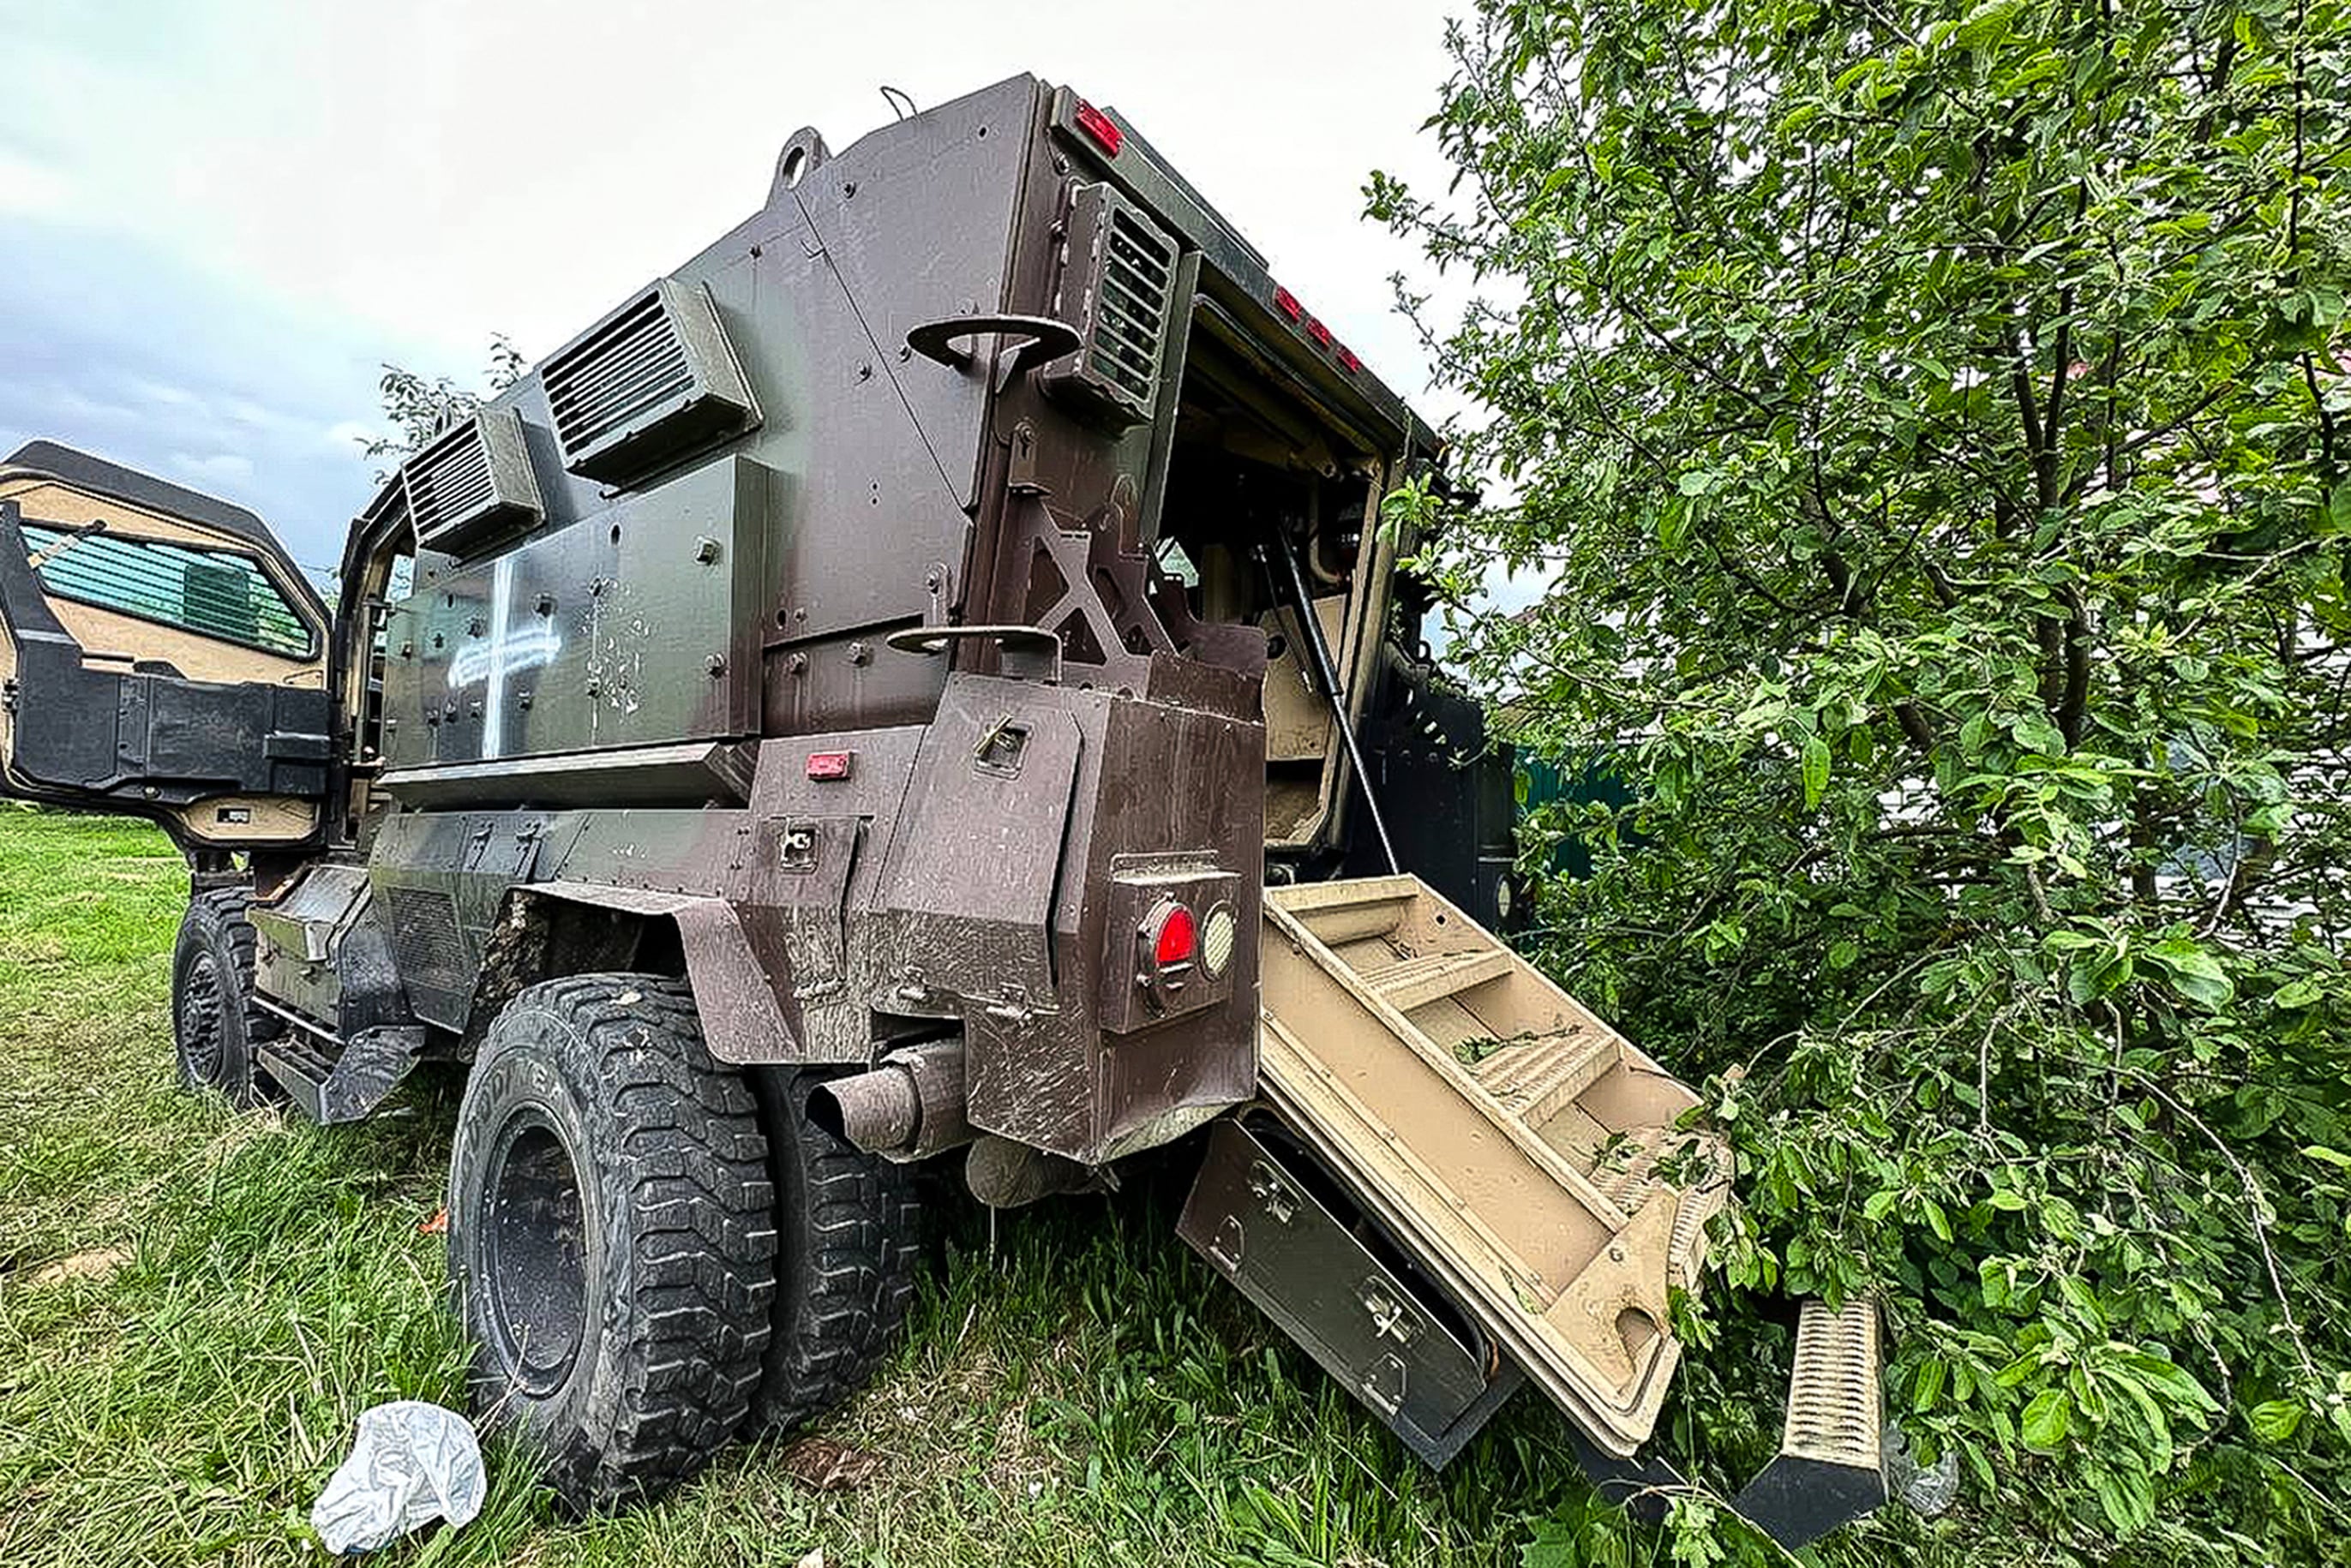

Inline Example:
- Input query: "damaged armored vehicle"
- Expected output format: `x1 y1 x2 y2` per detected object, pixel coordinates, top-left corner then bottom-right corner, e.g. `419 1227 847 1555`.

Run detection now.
0 75 1886 1546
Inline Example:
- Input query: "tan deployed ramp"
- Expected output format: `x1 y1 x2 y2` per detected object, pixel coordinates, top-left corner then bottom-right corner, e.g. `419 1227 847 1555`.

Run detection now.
1257 875 1731 1456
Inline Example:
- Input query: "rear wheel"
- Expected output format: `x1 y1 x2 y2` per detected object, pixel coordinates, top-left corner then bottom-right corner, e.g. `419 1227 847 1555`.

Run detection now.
171 888 280 1107
447 973 776 1511
750 1069 923 1433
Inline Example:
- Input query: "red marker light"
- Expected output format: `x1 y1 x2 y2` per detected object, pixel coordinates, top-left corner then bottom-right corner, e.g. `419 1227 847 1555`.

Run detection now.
1073 99 1124 157
806 750 854 781
1273 286 1304 322
1153 904 1198 967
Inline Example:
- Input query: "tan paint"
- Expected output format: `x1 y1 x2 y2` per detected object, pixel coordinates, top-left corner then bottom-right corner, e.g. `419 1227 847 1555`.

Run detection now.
1257 874 1730 1457
1259 595 1348 763
0 469 331 847
173 793 322 845
0 473 327 687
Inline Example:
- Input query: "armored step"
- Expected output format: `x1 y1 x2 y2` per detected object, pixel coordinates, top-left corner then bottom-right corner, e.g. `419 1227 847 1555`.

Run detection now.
257 1024 428 1125
256 1034 338 1122
1731 1297 1888 1549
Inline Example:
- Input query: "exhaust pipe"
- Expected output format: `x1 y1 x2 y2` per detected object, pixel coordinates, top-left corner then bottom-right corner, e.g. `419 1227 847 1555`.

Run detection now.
810 1042 971 1160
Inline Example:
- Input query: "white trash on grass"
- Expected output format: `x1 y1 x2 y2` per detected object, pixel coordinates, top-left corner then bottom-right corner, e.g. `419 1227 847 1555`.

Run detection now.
309 1400 486 1553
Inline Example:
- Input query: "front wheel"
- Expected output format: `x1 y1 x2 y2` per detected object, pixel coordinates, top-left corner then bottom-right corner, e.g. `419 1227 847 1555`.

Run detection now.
171 888 281 1107
447 973 777 1511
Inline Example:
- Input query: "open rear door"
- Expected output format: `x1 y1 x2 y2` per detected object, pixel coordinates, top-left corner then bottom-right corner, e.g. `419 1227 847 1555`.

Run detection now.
0 442 333 851
1185 874 1730 1457
1181 875 1890 1546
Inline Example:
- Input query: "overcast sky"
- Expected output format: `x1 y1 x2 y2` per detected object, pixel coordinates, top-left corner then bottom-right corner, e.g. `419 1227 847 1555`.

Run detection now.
0 0 1464 574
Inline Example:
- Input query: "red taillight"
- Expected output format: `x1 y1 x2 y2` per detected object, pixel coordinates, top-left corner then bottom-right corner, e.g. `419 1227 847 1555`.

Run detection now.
806 750 854 781
1073 99 1124 157
1273 285 1304 322
1153 904 1197 967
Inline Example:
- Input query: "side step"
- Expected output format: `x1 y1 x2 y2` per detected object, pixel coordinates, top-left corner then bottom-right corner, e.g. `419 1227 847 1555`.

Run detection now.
258 1024 428 1124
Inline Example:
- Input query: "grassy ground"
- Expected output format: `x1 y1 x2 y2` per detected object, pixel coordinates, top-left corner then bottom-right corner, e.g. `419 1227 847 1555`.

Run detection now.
0 805 1937 1566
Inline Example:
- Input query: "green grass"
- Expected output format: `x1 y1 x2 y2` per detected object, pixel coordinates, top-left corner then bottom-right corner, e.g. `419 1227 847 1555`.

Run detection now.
0 805 1944 1566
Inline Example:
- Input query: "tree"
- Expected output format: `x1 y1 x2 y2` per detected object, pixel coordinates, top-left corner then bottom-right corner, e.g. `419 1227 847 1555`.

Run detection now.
1375 0 2349 1556
357 335 525 479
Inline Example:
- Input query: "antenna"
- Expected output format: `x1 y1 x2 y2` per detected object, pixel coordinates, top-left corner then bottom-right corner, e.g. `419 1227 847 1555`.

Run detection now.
879 85 917 121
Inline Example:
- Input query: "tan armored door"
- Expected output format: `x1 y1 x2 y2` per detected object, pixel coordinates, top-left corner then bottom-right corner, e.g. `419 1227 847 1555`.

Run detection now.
0 446 333 850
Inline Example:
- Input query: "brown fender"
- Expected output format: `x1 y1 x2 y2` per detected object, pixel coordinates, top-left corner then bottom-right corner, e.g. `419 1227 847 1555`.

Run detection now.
488 880 803 1064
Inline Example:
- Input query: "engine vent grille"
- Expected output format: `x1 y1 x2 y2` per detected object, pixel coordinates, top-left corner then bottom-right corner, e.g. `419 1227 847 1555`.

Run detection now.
541 277 757 486
1088 206 1176 408
401 407 542 557
1043 184 1178 429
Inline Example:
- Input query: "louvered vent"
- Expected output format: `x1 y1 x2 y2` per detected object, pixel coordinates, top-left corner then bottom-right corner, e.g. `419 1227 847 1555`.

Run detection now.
541 277 756 486
402 407 542 556
1043 184 1177 429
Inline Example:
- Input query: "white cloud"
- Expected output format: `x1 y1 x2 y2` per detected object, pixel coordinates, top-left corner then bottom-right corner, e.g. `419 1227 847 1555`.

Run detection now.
171 451 256 483
0 147 69 217
0 0 1464 399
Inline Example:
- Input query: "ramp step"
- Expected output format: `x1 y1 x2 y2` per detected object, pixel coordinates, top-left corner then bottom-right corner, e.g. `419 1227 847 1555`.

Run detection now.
1362 946 1514 1010
1730 1296 1888 1549
1258 874 1730 1460
1469 1026 1619 1124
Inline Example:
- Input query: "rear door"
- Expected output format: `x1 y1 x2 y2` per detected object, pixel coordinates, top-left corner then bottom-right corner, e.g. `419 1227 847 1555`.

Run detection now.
0 442 333 850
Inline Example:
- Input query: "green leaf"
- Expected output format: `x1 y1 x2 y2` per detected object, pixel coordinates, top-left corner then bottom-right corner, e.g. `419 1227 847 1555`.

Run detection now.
1956 0 2027 47
2273 977 2325 1009
1802 733 1830 810
2020 1387 2072 1451
2090 1462 2155 1535
2145 937 2234 1008
2249 1400 2303 1443
1912 1357 1949 1414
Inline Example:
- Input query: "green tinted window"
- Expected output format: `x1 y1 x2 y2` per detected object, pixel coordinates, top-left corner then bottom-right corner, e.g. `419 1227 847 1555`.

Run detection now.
21 522 313 659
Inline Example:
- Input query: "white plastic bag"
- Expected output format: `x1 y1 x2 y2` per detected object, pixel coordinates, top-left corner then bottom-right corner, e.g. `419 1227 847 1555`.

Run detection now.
309 1400 486 1553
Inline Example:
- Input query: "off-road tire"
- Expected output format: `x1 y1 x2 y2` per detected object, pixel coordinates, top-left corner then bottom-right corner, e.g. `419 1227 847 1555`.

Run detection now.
447 973 777 1512
748 1068 923 1433
170 888 282 1107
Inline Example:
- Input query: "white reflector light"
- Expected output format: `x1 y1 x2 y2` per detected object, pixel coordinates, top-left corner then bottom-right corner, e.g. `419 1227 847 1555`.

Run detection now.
1201 902 1238 978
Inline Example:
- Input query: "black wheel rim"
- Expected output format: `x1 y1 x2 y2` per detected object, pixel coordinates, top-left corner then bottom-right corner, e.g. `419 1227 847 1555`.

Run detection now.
178 952 226 1085
481 1113 589 1396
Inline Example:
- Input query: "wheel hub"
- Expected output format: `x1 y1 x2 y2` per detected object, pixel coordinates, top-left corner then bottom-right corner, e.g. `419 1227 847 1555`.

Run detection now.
481 1116 589 1396
177 953 225 1083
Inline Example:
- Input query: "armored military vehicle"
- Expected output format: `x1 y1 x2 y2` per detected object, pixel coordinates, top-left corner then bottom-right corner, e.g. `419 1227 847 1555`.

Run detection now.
0 76 1886 1545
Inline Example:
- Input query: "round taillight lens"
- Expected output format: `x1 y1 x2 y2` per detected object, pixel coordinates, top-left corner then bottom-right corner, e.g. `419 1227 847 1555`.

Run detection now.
1153 903 1198 968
